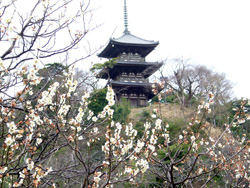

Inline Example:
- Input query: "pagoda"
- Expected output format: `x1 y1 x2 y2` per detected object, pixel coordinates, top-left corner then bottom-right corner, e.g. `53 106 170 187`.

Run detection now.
97 0 162 107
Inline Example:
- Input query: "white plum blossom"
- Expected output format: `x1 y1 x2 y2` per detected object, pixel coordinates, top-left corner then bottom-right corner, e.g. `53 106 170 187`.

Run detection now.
93 171 102 187
76 126 81 133
135 140 145 153
27 68 41 85
26 159 34 171
116 122 122 130
148 144 155 153
151 114 157 118
155 119 162 130
191 136 196 143
19 171 25 179
150 134 158 145
76 107 84 123
87 110 94 120
144 122 151 130
198 168 203 174
82 92 90 104
58 104 71 117
7 122 18 134
136 159 149 173
36 138 43 146
106 86 115 106
162 133 170 144
121 141 133 155
5 136 15 146
38 82 59 106
92 116 97 122
93 127 99 133
0 167 7 174
124 166 133 174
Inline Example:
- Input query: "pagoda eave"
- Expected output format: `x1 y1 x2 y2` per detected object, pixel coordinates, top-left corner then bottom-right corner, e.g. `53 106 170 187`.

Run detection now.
97 61 163 80
98 44 157 58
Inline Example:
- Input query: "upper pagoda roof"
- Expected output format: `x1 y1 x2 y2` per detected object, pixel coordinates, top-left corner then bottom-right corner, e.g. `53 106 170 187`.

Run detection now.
98 33 159 58
112 33 159 45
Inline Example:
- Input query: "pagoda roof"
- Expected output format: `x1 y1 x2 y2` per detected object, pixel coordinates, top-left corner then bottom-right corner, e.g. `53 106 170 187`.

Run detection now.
112 33 159 45
98 33 159 58
97 60 163 79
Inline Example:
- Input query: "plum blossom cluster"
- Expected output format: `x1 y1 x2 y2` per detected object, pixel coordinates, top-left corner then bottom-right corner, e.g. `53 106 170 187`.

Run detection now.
0 0 116 187
64 67 78 97
197 92 214 114
152 80 164 95
98 86 115 119
12 159 53 188
101 110 173 182
93 171 102 188
27 67 42 86
38 82 59 107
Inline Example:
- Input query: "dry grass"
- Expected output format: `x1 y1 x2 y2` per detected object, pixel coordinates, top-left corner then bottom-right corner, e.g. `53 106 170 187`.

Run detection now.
128 103 195 122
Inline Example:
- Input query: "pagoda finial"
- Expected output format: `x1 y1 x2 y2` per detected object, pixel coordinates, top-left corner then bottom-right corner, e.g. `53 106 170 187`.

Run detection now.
124 0 130 34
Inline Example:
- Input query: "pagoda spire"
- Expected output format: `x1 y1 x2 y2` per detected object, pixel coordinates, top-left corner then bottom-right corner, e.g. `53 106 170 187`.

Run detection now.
123 0 130 34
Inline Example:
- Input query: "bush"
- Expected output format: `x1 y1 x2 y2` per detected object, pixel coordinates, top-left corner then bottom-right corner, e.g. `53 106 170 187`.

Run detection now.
113 99 131 123
88 88 108 115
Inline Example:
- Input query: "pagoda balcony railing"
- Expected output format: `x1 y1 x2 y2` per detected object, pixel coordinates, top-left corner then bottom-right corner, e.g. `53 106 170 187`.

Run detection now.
119 53 145 62
115 76 149 83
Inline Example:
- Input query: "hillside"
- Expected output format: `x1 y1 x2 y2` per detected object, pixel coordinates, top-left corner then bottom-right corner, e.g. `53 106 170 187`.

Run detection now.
128 103 228 140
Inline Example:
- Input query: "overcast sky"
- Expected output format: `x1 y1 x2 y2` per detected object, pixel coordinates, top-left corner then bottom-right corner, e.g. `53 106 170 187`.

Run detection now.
82 0 250 99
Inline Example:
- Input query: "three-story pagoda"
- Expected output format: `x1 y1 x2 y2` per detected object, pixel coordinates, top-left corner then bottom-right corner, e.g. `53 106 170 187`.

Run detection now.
97 0 162 107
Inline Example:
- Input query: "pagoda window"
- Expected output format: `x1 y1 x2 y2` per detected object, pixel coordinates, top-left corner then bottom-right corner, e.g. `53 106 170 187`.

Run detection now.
129 72 135 77
121 93 128 98
130 93 137 98
130 99 138 107
139 94 146 97
122 72 127 76
136 73 142 78
139 99 147 106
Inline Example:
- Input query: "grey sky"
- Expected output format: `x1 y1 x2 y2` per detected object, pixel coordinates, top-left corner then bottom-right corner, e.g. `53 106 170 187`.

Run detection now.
82 0 250 99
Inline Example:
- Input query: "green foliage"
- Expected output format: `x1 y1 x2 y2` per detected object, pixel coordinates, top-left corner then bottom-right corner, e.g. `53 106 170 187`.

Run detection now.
167 119 186 139
90 58 118 72
166 94 178 103
191 122 205 135
152 95 159 103
141 110 150 119
157 142 191 161
88 88 108 115
134 110 151 138
87 89 131 123
212 173 225 187
135 121 144 137
30 63 66 94
152 94 178 104
43 63 65 74
170 143 190 158
113 98 131 123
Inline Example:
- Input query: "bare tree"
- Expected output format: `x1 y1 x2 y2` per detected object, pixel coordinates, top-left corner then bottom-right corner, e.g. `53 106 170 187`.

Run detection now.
0 0 98 102
160 57 233 108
